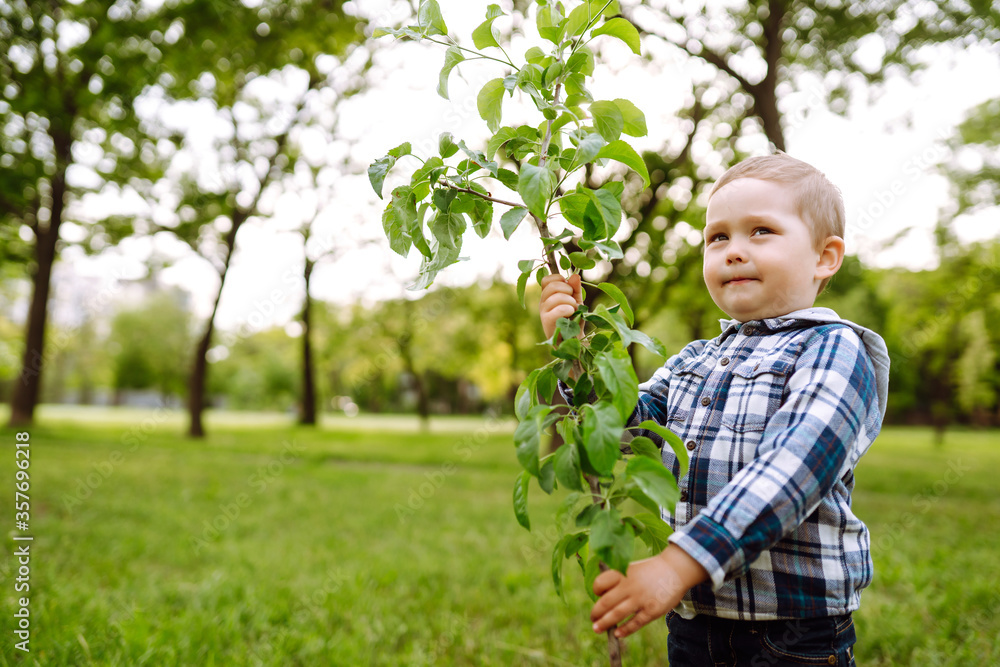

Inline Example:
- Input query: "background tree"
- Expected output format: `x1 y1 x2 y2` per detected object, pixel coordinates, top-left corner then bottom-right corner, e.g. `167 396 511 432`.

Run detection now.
107 290 192 405
0 0 182 426
124 0 369 437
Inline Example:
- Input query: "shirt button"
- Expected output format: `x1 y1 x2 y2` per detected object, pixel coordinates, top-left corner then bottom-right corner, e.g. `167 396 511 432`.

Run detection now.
680 490 689 502
720 357 730 366
826 656 837 665
744 327 756 335
686 440 696 451
701 396 711 406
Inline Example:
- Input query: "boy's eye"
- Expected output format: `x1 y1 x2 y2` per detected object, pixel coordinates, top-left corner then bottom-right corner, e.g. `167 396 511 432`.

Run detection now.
752 227 773 236
708 233 728 243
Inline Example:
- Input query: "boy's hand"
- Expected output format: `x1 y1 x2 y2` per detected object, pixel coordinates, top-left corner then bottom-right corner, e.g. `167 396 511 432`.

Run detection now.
539 273 582 340
590 545 709 639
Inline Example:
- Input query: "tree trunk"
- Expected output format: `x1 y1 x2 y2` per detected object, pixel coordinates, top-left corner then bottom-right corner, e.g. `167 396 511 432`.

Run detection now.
298 257 317 425
7 148 68 427
755 0 787 151
187 214 244 438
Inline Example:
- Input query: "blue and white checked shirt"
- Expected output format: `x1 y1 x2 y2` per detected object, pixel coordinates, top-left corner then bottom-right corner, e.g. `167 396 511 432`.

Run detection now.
632 307 890 621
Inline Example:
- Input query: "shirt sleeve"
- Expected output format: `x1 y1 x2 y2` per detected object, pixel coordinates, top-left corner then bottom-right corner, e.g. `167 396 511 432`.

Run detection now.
668 325 879 590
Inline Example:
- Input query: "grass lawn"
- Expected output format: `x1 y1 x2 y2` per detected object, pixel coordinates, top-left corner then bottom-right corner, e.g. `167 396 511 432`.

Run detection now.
0 407 997 665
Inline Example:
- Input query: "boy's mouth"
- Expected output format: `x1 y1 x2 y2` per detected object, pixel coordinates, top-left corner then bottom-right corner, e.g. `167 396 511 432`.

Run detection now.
724 277 757 286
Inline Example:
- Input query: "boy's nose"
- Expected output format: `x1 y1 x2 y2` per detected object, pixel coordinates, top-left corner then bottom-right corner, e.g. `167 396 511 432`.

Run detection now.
725 243 746 264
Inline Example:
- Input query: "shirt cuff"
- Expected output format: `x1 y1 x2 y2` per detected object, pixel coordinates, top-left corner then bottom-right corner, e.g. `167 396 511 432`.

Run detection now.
557 379 574 403
668 514 744 592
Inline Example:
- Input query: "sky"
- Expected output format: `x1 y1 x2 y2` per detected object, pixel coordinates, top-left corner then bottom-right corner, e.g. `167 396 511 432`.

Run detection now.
51 0 1000 337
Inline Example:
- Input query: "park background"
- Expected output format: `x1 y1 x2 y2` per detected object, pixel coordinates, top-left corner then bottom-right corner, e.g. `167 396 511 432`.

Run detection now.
1 0 998 664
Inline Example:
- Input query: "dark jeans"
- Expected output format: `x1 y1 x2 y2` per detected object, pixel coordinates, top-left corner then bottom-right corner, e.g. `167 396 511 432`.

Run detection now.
666 611 857 667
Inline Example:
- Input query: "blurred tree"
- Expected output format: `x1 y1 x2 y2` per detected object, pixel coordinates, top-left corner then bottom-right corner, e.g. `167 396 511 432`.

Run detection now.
877 241 1000 440
209 328 297 411
121 0 368 436
937 97 1000 249
0 0 179 426
108 290 192 404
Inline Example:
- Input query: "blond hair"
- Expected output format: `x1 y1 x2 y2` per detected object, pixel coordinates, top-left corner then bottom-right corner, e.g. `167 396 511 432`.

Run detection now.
709 153 845 292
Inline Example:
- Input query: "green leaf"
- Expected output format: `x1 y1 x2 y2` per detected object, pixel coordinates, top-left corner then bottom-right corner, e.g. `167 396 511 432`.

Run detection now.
412 204 433 258
597 140 650 188
451 188 492 238
456 141 498 176
514 404 554 476
613 99 647 137
584 554 601 601
569 251 596 270
472 4 504 48
439 132 458 158
517 270 530 308
513 470 532 531
553 337 582 361
566 47 595 76
496 168 519 191
388 143 411 159
487 127 517 161
626 456 680 512
559 191 590 232
574 132 606 167
595 283 634 326
410 156 445 200
432 187 457 212
592 17 641 55
437 46 465 99
590 305 666 358
500 207 527 240
592 239 624 260
590 509 634 574
556 317 581 341
629 436 660 460
514 369 539 421
536 3 565 44
518 163 555 220
628 485 661 515
636 420 688 477
590 100 624 143
552 531 589 598
409 238 462 291
565 3 593 38
477 78 507 134
553 442 585 492
429 210 466 250
581 401 624 476
575 503 601 527
634 512 672 552
417 0 448 36
537 367 558 402
382 186 418 255
594 346 639 421
580 185 623 240
539 457 556 494
525 46 546 64
368 155 396 199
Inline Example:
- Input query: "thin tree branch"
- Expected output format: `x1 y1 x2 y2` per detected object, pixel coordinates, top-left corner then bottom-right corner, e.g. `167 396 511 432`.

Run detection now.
623 9 760 98
443 182 523 209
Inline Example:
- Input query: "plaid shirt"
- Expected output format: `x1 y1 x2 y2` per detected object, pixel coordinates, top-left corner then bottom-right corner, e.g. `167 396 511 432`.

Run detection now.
632 309 887 621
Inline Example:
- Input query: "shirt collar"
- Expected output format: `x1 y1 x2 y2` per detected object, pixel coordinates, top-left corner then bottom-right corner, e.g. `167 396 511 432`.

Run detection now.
717 308 841 342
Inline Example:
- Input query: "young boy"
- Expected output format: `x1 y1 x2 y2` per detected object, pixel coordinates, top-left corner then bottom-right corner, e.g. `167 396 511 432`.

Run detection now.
538 154 890 666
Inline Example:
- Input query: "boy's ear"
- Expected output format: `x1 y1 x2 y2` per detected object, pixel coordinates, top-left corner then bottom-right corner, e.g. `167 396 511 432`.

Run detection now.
815 236 845 282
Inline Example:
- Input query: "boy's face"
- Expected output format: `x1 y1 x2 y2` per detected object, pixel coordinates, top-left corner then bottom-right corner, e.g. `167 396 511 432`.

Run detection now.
703 178 832 322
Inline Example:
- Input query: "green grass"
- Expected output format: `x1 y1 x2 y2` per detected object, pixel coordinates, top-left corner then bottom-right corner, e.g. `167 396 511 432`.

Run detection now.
0 409 997 665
